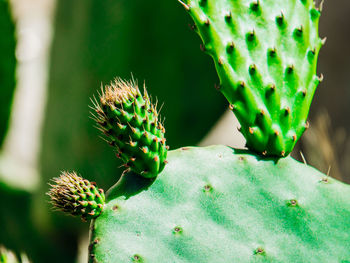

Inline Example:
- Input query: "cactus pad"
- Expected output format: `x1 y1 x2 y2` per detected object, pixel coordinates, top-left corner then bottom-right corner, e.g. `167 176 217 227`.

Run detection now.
48 172 105 221
92 79 168 178
88 145 350 262
181 0 323 156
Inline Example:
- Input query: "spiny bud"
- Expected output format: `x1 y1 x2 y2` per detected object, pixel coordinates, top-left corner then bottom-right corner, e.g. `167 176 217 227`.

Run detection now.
91 77 168 178
47 171 105 221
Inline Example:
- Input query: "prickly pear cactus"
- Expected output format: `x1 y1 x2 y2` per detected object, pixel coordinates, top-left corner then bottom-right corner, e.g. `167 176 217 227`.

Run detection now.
47 1 350 262
180 0 323 156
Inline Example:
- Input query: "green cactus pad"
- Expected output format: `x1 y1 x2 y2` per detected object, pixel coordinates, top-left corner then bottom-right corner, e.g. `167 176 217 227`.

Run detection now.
181 0 323 156
89 145 350 262
92 78 168 178
0 0 16 147
48 172 105 221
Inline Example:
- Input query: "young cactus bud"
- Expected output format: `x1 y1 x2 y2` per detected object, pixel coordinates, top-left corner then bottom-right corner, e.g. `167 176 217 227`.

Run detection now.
91 78 168 178
48 171 105 221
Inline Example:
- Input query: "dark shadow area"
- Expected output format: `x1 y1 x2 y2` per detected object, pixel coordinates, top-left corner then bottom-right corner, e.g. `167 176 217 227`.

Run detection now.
106 171 156 201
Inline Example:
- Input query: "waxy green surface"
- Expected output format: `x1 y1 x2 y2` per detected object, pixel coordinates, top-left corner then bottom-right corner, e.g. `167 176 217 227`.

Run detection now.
89 145 350 262
183 0 323 156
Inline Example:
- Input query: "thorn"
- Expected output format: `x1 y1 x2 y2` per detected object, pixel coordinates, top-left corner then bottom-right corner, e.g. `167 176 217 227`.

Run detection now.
218 57 224 66
204 18 210 26
188 23 196 31
305 121 310 129
301 90 307 97
237 127 242 132
200 44 206 52
229 104 236 111
225 11 232 21
281 150 285 156
153 156 159 162
227 41 235 53
287 65 294 74
247 30 256 41
214 83 221 90
318 0 324 11
259 109 265 115
292 134 297 141
295 25 303 36
300 151 307 165
130 157 136 162
284 107 291 115
141 147 148 154
317 74 324 83
249 127 254 134
321 37 327 45
269 84 276 91
239 81 246 88
250 0 260 11
178 0 190 11
249 64 257 75
262 151 267 156
274 130 279 136
164 160 169 164
269 47 277 57
276 11 285 25
166 145 170 150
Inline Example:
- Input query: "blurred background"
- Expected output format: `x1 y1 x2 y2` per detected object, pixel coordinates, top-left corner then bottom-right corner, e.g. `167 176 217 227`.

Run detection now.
0 0 349 262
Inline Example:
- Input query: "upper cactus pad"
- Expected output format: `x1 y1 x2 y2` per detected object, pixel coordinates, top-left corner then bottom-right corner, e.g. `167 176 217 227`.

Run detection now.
92 78 168 178
181 0 323 156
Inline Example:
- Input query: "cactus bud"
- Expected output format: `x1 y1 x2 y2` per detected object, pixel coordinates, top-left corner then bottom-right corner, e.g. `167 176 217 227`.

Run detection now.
47 171 105 221
91 78 168 178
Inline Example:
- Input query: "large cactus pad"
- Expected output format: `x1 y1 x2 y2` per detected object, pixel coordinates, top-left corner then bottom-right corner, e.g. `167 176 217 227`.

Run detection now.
182 0 323 156
88 145 350 262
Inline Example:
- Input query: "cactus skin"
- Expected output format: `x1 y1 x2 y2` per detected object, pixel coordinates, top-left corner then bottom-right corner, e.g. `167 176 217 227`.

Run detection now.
181 0 323 156
48 172 105 221
88 145 350 262
0 0 16 147
92 79 168 178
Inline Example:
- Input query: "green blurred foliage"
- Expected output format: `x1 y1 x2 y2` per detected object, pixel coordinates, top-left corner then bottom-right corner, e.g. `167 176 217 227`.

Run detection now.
0 0 16 147
38 0 226 261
